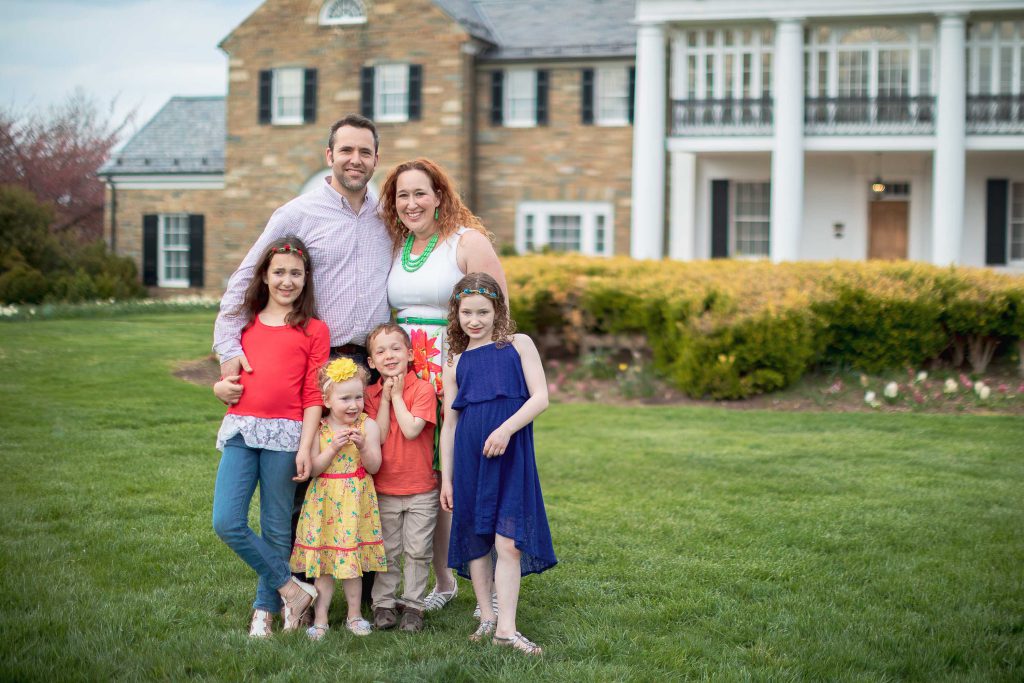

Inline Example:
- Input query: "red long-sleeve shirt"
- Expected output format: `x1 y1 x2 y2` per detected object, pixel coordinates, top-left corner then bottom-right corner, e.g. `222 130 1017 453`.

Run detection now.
227 316 329 420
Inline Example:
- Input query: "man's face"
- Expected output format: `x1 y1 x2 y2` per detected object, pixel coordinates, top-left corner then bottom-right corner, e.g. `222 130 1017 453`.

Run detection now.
368 330 412 379
326 125 378 193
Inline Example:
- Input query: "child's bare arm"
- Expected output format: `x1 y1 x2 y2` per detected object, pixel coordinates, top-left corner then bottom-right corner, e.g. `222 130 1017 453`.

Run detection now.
390 373 427 439
482 335 549 458
439 360 459 512
357 419 383 474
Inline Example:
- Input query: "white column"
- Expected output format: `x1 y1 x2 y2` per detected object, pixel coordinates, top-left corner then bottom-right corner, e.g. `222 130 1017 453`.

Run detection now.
931 13 966 265
770 18 805 263
669 151 696 260
630 22 667 259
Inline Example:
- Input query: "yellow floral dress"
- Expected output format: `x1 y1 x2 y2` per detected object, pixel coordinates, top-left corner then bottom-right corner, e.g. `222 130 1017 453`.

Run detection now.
290 415 386 578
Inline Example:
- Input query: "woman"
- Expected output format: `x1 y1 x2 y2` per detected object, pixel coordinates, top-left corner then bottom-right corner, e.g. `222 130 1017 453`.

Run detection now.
379 158 508 612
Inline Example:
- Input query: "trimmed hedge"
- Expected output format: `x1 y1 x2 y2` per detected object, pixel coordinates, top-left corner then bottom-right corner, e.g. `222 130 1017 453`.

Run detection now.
505 256 1024 399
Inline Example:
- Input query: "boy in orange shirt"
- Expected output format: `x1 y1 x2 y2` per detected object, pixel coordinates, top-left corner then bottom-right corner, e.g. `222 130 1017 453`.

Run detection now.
363 323 439 633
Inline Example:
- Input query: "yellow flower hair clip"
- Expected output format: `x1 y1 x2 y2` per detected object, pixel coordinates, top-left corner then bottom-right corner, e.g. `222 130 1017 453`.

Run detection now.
325 357 358 383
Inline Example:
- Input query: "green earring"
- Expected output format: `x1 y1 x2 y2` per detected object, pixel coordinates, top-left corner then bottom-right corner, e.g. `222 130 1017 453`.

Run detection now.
434 207 439 220
396 217 402 225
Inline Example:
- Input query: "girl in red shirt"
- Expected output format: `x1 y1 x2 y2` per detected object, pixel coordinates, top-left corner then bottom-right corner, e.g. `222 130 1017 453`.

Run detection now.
212 235 329 638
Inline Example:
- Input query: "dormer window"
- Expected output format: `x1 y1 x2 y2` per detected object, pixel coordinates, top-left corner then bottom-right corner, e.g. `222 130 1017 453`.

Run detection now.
319 0 366 26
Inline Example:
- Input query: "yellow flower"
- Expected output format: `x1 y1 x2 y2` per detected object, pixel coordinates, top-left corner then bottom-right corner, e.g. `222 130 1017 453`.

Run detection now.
618 363 628 372
326 358 358 383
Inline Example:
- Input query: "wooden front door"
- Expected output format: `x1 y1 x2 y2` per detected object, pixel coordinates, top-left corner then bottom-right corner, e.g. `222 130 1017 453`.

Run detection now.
868 201 909 260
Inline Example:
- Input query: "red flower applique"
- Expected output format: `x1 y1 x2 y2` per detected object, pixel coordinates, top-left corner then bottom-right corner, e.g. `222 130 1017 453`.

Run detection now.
410 328 443 378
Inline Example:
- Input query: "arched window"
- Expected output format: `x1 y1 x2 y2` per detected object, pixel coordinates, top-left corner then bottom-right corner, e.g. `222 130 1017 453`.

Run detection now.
319 0 366 26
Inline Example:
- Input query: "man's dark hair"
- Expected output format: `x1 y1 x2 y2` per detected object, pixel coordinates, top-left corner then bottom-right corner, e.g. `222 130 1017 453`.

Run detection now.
328 114 379 153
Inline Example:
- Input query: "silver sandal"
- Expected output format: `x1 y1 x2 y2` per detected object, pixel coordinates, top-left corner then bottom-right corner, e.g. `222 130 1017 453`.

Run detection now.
492 631 542 656
469 619 496 642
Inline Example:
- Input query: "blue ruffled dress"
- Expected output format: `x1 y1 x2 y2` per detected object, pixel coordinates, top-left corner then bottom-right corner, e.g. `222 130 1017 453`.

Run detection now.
448 342 557 579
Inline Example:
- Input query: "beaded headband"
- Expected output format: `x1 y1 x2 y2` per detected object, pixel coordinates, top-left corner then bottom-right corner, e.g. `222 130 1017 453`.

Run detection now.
271 243 306 260
457 287 498 300
325 357 358 384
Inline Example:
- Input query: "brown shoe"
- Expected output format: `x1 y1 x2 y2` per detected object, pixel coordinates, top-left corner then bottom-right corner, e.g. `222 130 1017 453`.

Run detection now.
398 607 424 633
373 606 398 630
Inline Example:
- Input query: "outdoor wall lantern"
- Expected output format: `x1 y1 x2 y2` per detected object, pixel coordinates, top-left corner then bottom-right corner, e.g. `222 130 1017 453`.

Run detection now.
833 221 845 239
871 152 886 197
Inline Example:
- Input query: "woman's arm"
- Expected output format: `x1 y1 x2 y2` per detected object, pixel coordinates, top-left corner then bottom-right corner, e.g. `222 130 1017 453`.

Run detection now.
438 359 460 512
456 230 508 299
481 334 549 458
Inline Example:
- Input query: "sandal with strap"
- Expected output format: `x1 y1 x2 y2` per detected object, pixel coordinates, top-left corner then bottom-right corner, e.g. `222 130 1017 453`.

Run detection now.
423 582 458 612
473 592 499 620
249 609 274 639
281 577 317 632
492 631 543 656
468 619 496 642
306 624 329 641
346 617 372 637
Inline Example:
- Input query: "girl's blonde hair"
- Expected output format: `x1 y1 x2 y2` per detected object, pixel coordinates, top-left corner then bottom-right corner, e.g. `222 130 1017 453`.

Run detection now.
318 356 370 403
446 272 516 365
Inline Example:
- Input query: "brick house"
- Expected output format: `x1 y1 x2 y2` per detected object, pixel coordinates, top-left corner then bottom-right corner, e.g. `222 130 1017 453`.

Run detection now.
99 0 637 295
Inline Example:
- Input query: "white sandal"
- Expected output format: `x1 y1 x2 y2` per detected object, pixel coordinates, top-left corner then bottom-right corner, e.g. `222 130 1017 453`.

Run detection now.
281 577 317 631
423 582 458 611
472 592 499 620
249 609 274 638
346 617 372 636
492 631 543 656
306 623 329 641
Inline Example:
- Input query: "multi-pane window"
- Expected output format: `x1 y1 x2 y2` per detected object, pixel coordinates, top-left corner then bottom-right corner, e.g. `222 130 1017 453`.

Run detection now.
159 214 190 287
967 21 1024 96
804 24 934 98
673 27 775 100
515 202 614 256
1012 182 1024 262
319 0 366 25
732 182 770 258
505 70 537 127
596 67 630 125
272 68 304 125
375 64 409 122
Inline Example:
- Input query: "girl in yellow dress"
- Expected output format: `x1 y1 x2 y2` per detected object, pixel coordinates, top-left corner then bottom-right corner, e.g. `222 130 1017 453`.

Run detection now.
290 358 386 639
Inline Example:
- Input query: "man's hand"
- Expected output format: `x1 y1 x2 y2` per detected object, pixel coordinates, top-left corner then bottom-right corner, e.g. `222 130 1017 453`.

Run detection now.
217 354 252 405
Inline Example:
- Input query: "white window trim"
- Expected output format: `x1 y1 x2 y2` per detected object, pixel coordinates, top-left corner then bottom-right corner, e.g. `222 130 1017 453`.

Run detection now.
319 0 367 26
1010 181 1024 265
158 213 190 288
596 66 630 127
271 67 304 126
515 202 614 256
504 69 537 128
374 63 410 123
967 20 1023 96
673 27 774 101
731 181 771 259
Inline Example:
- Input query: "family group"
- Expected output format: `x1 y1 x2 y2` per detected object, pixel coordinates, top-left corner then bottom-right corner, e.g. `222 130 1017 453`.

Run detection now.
208 114 556 656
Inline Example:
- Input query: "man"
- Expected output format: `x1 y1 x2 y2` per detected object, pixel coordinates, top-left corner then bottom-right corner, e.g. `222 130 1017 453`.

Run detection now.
213 113 390 386
212 113 391 608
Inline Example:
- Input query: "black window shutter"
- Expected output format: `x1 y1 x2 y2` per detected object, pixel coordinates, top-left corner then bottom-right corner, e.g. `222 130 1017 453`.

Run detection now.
490 71 504 126
408 64 423 120
581 68 595 125
711 180 730 258
536 69 549 125
143 214 158 286
628 67 636 124
361 66 375 119
985 179 1009 266
258 70 272 124
303 69 318 124
188 214 205 288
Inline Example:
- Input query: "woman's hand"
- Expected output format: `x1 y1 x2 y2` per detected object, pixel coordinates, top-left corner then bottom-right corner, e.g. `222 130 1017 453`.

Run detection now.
483 426 511 458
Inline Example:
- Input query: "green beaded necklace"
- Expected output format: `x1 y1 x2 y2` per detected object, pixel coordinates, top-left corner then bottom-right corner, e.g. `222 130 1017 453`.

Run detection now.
401 233 439 272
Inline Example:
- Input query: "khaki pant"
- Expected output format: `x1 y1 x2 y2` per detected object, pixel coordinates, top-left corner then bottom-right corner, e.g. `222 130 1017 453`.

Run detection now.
371 490 438 611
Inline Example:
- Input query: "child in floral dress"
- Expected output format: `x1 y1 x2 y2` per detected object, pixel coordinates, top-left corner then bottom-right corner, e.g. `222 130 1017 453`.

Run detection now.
290 357 386 639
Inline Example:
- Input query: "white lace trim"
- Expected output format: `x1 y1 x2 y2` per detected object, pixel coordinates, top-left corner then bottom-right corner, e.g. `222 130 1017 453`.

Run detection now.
216 414 302 452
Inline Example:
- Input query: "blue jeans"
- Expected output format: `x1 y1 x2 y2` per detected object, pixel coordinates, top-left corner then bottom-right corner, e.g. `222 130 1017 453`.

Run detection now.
212 434 297 612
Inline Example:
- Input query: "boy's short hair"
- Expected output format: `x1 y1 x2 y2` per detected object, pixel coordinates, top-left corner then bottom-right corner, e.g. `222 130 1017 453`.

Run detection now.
367 323 412 351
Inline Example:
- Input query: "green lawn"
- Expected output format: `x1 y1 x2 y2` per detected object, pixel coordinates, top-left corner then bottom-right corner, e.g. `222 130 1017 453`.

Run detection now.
1 313 1022 681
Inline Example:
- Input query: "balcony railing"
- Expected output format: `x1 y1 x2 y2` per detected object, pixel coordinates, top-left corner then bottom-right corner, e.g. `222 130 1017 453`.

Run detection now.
804 96 935 135
671 98 773 136
966 95 1024 134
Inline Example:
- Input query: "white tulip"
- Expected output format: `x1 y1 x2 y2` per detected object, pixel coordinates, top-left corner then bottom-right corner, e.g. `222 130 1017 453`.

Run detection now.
884 382 899 398
943 378 958 394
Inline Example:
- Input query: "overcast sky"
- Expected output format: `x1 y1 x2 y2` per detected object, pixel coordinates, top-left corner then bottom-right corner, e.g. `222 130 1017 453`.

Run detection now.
0 0 263 142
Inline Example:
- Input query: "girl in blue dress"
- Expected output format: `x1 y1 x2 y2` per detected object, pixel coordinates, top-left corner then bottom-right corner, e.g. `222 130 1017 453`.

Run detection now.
439 272 556 656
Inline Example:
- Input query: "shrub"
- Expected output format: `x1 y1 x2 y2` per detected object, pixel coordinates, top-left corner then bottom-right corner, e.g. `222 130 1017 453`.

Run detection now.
0 265 49 303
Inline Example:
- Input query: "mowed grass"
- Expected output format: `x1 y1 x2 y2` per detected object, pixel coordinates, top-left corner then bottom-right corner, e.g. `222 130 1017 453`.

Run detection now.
1 312 1022 681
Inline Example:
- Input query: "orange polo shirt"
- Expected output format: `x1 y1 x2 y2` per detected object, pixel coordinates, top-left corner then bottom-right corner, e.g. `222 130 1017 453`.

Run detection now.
364 371 437 496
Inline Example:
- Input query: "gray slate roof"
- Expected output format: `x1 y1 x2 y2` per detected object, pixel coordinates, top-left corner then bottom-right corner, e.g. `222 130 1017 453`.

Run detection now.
98 96 225 175
471 0 636 60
